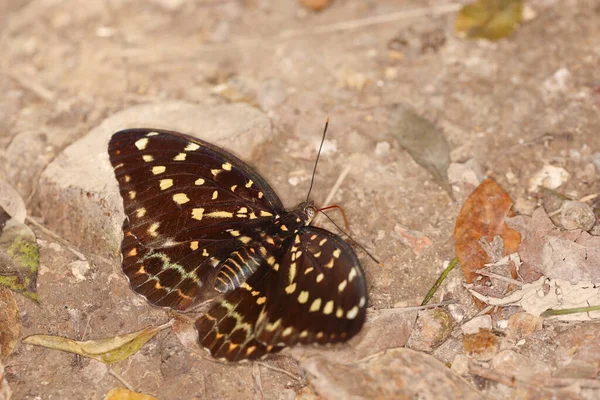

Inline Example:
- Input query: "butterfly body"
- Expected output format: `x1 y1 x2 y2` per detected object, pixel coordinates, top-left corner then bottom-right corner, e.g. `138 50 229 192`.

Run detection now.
109 128 367 361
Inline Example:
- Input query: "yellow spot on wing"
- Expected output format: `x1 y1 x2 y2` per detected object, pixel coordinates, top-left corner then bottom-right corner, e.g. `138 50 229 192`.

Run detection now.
336 307 344 318
246 346 256 356
127 248 137 257
202 249 209 256
190 241 199 250
129 191 136 199
245 180 253 188
309 298 321 312
173 153 186 161
146 132 159 137
160 179 173 190
136 208 146 218
142 154 154 162
134 138 149 150
319 238 327 246
192 208 204 220
239 236 251 244
282 327 293 337
325 258 335 269
195 178 205 185
211 169 220 177
348 268 357 281
228 230 240 237
346 306 359 319
285 283 296 294
298 291 309 304
338 280 347 292
333 249 341 258
316 273 324 283
222 162 232 171
152 166 166 175
323 300 334 315
260 211 273 217
173 193 190 204
256 296 266 305
212 190 218 200
147 222 159 237
185 142 200 151
231 185 237 192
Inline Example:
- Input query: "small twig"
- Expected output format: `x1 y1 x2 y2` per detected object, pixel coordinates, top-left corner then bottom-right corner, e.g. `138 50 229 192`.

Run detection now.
377 300 457 313
280 3 462 38
421 257 459 306
6 71 55 102
254 361 303 384
312 165 351 226
541 304 600 318
477 270 524 287
25 216 87 261
252 363 264 400
108 368 136 392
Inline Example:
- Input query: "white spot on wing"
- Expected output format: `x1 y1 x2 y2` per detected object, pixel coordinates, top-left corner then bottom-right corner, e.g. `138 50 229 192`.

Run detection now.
173 193 190 204
135 138 149 150
152 166 166 175
185 142 200 151
191 208 204 220
160 179 173 190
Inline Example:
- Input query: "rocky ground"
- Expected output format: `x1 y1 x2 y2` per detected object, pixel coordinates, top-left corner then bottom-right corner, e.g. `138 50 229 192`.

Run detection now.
1 0 599 399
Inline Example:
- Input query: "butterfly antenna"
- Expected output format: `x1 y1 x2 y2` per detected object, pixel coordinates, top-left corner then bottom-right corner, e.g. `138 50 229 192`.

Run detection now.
319 210 382 266
306 117 329 203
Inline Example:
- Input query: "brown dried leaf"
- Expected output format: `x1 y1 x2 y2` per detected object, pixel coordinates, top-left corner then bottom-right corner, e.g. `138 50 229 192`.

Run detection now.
516 207 600 283
454 178 521 284
389 105 453 198
104 387 157 400
463 329 499 361
23 322 171 364
0 287 20 360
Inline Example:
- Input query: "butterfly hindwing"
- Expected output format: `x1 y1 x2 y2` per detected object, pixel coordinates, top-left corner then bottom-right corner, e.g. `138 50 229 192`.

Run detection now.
195 227 367 360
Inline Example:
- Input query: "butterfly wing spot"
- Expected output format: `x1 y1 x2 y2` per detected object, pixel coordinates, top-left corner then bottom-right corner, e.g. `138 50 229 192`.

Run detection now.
346 306 359 320
313 251 322 258
184 142 200 151
323 300 334 315
324 258 335 269
146 131 160 137
202 248 209 256
211 169 221 177
194 178 205 185
134 138 149 150
304 267 314 275
190 241 198 250
228 229 240 237
338 280 347 293
152 166 166 175
147 222 160 237
280 225 288 231
256 296 266 305
319 238 327 246
159 179 173 190
142 155 154 162
206 210 233 218
298 291 309 304
245 180 253 188
246 346 257 356
191 208 204 220
124 175 131 183
284 283 296 294
128 191 136 199
265 236 275 245
359 296 366 307
260 211 273 217
127 248 137 257
282 327 293 337
348 267 357 282
309 298 321 312
336 307 344 318
333 249 341 258
239 236 251 244
222 162 232 171
258 192 263 199
316 273 324 283
136 208 146 218
173 193 190 205
173 153 186 161
212 191 218 200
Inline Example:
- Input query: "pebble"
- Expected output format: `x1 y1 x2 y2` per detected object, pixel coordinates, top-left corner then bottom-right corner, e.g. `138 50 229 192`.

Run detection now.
560 200 596 231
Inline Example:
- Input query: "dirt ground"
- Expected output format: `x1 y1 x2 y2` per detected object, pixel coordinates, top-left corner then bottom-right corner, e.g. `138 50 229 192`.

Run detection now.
1 0 600 399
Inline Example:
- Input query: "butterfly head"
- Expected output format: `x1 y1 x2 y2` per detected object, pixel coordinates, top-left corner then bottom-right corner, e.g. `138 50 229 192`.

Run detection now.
298 201 317 225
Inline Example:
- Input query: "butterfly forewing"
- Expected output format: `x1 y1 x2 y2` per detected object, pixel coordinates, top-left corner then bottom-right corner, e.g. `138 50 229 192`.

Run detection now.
109 129 285 309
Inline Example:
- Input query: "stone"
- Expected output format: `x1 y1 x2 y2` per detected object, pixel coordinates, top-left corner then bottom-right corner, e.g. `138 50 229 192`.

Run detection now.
34 102 271 256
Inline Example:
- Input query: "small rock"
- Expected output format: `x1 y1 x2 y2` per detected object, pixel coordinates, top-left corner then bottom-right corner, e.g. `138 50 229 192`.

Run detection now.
450 354 469 376
560 200 596 231
513 197 537 215
506 312 543 343
543 67 571 93
391 224 432 256
448 159 485 187
528 165 570 192
461 315 492 335
69 260 90 281
491 350 552 381
505 170 518 185
374 141 391 156
407 308 454 353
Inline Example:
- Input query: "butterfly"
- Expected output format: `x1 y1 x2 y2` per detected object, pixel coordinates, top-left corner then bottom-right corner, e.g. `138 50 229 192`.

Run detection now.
108 128 368 361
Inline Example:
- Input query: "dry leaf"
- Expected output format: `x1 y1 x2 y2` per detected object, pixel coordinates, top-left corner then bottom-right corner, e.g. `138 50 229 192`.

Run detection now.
0 205 39 302
389 105 453 198
454 179 521 284
23 322 171 364
463 329 499 361
455 0 524 41
104 387 157 400
0 287 20 360
468 277 600 321
516 208 600 284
